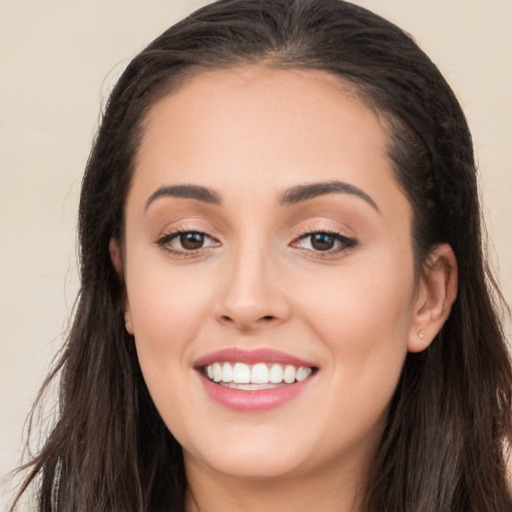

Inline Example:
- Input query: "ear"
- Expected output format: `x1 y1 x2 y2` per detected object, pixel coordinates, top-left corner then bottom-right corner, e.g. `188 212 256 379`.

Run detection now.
109 239 134 335
408 243 458 353
109 238 124 278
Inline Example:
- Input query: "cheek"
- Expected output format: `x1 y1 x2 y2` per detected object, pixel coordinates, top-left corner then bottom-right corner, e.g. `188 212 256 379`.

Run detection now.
307 263 413 448
126 252 213 348
126 267 212 443
123 248 215 401
295 251 415 395
311 243 414 328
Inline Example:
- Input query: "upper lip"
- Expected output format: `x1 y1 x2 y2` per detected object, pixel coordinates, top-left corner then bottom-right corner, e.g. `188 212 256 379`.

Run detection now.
194 348 317 369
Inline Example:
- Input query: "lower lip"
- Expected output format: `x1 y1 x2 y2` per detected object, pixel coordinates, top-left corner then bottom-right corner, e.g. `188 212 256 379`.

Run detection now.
199 373 315 412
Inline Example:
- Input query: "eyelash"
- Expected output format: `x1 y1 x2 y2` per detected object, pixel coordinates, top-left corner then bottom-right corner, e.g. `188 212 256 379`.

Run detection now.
155 228 357 257
155 228 220 257
291 228 357 257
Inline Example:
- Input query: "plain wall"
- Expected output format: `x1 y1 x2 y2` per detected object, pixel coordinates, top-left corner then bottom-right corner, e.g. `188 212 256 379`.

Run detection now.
1 0 511 506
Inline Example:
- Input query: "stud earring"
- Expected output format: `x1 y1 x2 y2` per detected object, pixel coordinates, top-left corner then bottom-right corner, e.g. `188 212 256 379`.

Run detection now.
418 329 425 339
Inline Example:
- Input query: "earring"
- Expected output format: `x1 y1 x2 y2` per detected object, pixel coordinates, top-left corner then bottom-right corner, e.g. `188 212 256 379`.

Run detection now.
418 329 425 339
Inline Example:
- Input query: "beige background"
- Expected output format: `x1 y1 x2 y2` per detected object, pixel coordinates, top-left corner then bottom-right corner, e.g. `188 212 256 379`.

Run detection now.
1 0 511 506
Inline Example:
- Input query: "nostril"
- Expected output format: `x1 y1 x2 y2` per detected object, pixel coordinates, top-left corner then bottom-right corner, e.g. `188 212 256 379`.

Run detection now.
217 313 278 329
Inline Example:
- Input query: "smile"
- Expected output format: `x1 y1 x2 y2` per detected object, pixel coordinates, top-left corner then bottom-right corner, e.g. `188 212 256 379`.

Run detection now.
204 362 314 389
195 349 318 411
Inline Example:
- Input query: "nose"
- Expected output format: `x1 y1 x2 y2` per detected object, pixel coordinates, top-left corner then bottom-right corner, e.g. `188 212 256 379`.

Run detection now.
215 247 292 333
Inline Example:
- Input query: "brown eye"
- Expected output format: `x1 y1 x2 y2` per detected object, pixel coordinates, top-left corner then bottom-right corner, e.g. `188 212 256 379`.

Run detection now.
179 232 205 250
157 230 219 254
292 231 357 254
310 233 336 251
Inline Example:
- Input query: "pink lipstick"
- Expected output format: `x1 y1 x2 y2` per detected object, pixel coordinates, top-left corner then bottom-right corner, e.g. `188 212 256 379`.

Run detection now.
194 348 318 412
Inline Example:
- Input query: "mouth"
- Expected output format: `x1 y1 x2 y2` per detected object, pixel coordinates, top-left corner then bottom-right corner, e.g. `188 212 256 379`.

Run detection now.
202 361 315 390
195 349 318 411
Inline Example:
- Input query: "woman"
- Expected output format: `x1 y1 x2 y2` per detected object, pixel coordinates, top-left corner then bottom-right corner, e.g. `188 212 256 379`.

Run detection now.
12 0 512 510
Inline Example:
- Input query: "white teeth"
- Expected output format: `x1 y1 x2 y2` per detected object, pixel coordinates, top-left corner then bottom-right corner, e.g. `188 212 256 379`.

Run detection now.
212 362 222 382
221 382 281 390
204 362 314 386
232 362 251 384
269 363 283 383
283 365 296 384
251 363 269 384
296 367 312 382
222 362 233 382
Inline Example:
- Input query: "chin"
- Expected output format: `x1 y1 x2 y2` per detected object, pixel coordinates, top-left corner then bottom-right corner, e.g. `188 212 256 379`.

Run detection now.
181 424 317 480
194 447 310 480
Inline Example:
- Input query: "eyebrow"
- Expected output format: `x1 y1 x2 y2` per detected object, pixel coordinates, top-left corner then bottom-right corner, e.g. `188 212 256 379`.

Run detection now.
279 180 379 212
145 180 379 212
145 184 221 210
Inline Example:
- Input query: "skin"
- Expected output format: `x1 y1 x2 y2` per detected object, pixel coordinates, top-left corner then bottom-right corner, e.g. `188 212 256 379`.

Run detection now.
111 66 457 511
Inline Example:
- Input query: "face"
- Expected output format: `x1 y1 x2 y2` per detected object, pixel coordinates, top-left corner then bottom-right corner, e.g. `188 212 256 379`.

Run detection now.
118 66 427 485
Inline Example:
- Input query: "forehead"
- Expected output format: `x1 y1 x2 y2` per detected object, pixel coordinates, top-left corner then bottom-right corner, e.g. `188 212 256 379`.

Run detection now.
137 66 391 173
130 65 407 220
141 66 384 139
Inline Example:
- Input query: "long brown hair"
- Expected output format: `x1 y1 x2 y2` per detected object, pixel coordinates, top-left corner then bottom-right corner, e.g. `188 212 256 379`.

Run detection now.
12 1 512 510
